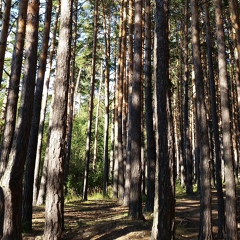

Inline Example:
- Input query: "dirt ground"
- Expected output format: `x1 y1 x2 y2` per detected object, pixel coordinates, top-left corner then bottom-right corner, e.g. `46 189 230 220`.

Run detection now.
23 191 240 240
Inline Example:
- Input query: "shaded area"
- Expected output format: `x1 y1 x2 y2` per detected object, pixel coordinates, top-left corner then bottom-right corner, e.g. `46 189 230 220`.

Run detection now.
23 191 240 240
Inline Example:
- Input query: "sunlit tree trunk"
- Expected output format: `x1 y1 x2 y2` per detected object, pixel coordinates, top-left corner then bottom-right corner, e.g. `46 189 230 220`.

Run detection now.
102 1 110 196
34 1 60 206
190 0 213 238
214 0 238 238
0 0 28 178
22 0 52 230
82 0 99 201
117 0 127 202
128 0 144 220
44 0 72 238
0 0 11 88
123 0 134 207
0 0 40 238
65 0 78 193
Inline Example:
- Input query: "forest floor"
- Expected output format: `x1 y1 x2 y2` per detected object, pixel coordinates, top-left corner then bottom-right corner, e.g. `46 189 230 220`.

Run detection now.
23 189 240 240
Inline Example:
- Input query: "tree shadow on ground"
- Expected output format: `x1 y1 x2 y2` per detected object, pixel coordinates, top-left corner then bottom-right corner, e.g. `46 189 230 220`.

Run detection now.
23 190 240 240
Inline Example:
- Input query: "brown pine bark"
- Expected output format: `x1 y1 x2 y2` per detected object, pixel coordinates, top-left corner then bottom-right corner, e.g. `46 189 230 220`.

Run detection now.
123 0 134 207
0 0 28 178
44 0 72 238
34 0 60 206
0 0 40 238
117 0 127 202
203 1 225 238
102 0 110 196
183 0 193 194
215 0 238 238
151 0 175 238
128 0 144 220
0 0 11 88
190 0 213 238
22 0 52 230
144 0 156 212
65 0 78 192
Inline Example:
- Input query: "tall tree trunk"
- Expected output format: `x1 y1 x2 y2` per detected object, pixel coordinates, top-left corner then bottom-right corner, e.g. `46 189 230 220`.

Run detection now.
190 0 213 238
44 0 72 238
128 0 144 220
82 0 99 201
117 0 127 202
0 0 11 88
102 2 110 197
33 0 60 206
144 0 156 212
0 0 28 178
0 0 40 238
183 0 193 194
204 1 225 238
92 68 103 171
65 0 78 192
151 0 175 238
215 0 238 238
123 0 134 207
22 0 52 230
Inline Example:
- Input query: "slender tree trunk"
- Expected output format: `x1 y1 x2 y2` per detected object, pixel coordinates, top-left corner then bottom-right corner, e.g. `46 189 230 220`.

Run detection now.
117 0 127 202
123 0 134 207
151 0 175 238
0 0 40 238
33 0 60 206
44 0 72 238
22 0 52 230
65 0 78 192
102 3 110 196
0 0 28 178
144 0 156 212
215 0 238 238
128 0 144 220
92 68 103 171
183 0 193 194
204 1 225 238
0 0 11 88
82 0 99 201
190 0 213 238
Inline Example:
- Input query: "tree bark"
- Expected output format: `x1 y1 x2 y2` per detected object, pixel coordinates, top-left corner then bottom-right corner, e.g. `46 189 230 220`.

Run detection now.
117 0 127 202
123 0 134 207
65 0 78 193
0 0 40 238
190 0 213 238
144 0 156 212
0 0 11 88
22 0 52 230
102 1 110 197
128 0 144 220
0 0 28 178
151 0 175 238
214 0 238 238
34 0 60 206
204 1 225 238
44 0 72 238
